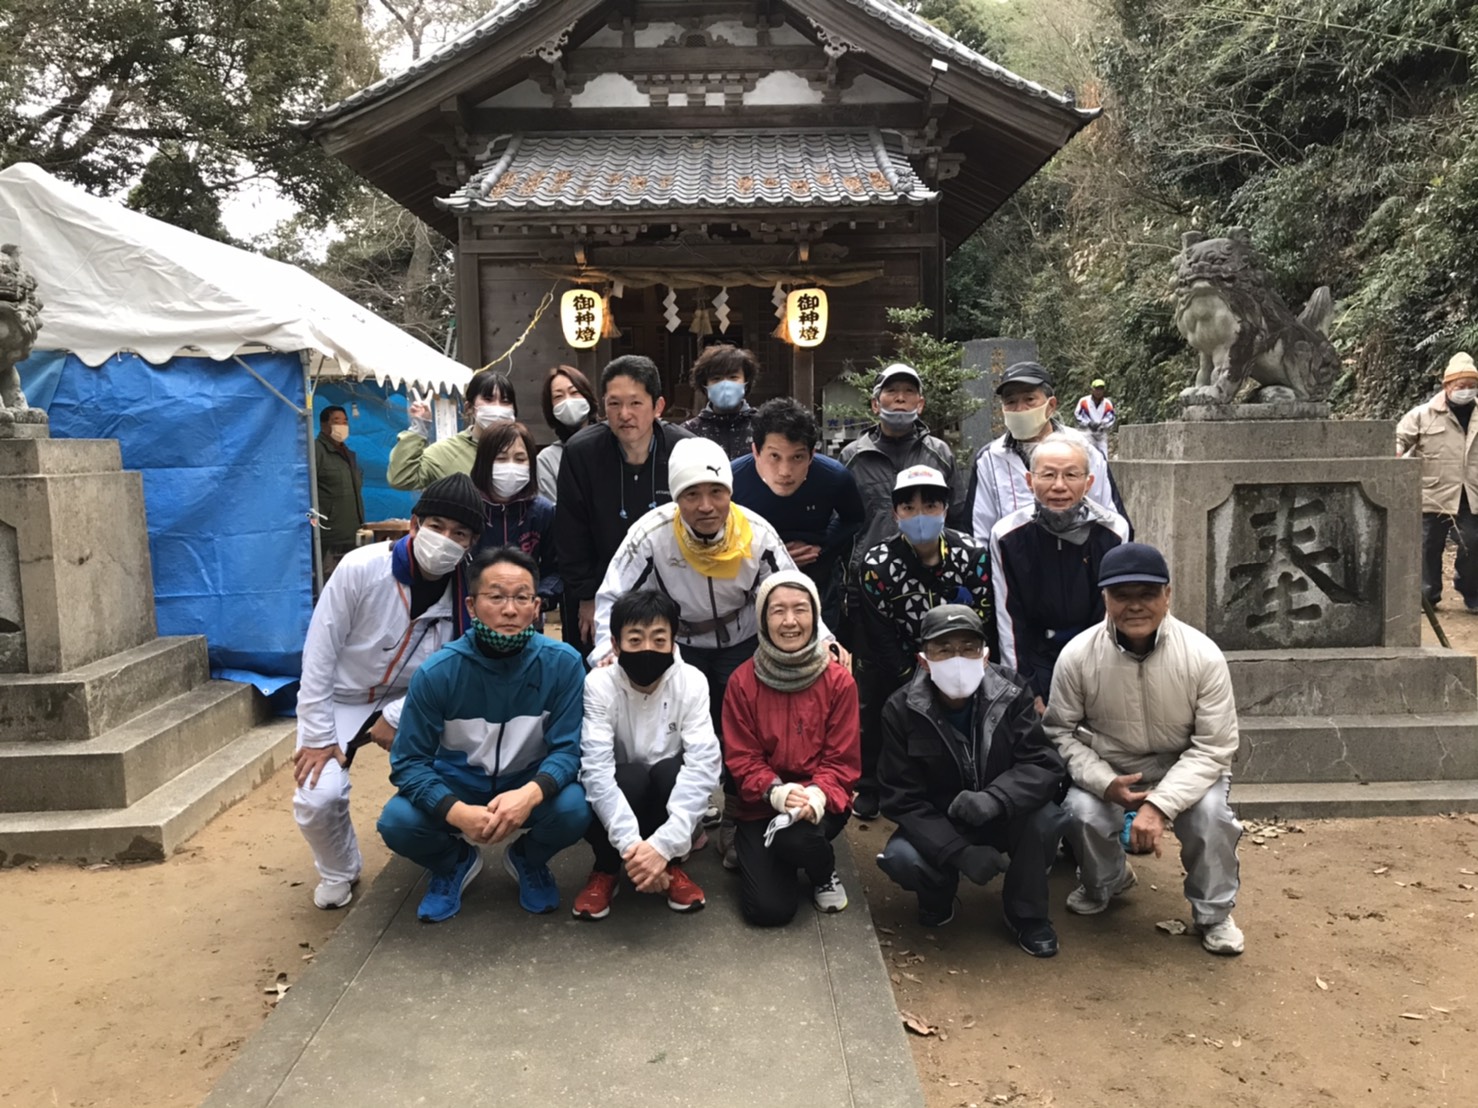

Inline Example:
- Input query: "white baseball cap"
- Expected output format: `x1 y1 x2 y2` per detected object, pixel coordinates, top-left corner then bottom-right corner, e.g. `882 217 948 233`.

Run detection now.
874 363 922 394
893 465 949 495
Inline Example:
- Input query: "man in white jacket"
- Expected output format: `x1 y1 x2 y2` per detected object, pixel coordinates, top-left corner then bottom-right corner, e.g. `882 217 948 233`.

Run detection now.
574 590 722 919
292 474 484 910
1044 542 1245 955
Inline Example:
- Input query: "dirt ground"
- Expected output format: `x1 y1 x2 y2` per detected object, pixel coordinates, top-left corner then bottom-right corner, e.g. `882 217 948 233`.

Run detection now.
3 600 1478 1107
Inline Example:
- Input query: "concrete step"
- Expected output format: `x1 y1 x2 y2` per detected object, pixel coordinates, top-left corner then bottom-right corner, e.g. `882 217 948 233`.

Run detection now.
1231 779 1478 819
1236 712 1478 783
0 719 295 865
0 636 210 742
1227 647 1477 717
0 681 260 812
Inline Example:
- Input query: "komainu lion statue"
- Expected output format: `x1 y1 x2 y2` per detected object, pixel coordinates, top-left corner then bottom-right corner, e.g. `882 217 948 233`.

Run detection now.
1174 228 1339 406
0 243 45 433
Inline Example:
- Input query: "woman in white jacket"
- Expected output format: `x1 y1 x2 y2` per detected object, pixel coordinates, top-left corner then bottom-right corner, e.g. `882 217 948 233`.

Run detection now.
574 590 722 920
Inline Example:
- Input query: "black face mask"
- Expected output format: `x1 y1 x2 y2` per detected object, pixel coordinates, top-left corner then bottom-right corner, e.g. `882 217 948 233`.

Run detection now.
618 649 675 687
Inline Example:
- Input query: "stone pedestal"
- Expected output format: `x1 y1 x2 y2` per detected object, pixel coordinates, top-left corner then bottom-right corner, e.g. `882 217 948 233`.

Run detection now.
1115 420 1478 817
0 437 158 673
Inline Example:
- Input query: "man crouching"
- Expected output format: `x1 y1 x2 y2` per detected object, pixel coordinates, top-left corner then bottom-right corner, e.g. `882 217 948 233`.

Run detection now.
1044 542 1245 955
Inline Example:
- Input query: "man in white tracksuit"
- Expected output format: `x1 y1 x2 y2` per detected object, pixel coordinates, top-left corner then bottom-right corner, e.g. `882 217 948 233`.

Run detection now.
574 590 722 920
590 436 839 732
1044 541 1245 955
292 474 484 909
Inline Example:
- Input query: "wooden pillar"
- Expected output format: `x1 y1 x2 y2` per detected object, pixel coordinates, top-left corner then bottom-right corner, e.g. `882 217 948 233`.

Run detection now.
576 347 598 379
455 218 484 368
790 346 815 410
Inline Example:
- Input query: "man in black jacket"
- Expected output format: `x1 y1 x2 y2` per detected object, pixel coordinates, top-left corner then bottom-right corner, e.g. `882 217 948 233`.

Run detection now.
553 356 693 659
876 605 1069 956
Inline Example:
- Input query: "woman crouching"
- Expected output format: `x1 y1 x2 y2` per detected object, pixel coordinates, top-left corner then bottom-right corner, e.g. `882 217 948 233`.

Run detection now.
722 571 861 926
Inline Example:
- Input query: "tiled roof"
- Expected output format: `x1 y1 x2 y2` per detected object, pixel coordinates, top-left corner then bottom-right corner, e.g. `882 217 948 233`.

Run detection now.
307 0 1089 127
439 129 937 213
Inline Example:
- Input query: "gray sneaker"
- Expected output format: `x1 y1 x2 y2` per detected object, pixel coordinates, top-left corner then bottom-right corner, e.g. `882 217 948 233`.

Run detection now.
1199 915 1245 955
1065 864 1138 915
813 871 848 913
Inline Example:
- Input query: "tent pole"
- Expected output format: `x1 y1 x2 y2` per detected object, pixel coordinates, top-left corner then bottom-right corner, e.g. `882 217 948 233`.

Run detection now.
302 352 324 597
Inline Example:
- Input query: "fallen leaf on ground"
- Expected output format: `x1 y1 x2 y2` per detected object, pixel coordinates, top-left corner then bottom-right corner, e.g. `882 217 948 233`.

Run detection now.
876 925 897 935
1460 868 1476 876
900 1010 936 1036
901 972 922 984
1430 1006 1451 1013
1400 1012 1428 1020
1373 866 1390 875
962 1017 977 1029
1316 977 1330 991
1155 919 1188 935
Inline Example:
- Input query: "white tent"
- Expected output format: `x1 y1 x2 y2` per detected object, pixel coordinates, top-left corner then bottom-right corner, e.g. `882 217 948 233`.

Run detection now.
0 162 470 397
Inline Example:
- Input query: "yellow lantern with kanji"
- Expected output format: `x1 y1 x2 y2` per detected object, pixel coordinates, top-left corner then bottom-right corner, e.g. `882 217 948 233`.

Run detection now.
786 288 828 347
561 288 604 349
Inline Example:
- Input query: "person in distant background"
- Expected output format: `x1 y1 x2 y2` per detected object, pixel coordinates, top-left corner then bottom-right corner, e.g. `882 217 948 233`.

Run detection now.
538 365 599 502
1074 378 1116 458
469 421 560 618
682 344 759 458
389 369 518 490
315 405 364 577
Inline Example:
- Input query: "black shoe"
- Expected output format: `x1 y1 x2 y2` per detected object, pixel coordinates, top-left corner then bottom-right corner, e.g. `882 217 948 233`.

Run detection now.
1004 912 1058 958
851 790 881 821
917 896 957 929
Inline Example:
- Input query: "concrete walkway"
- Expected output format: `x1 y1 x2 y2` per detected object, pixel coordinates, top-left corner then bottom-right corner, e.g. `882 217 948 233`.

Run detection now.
204 836 923 1107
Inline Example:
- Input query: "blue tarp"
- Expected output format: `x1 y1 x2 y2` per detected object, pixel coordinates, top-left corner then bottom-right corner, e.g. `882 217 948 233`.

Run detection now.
311 380 419 523
18 350 313 680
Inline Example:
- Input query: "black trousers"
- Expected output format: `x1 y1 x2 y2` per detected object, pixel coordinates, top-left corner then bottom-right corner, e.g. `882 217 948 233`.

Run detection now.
855 663 907 796
682 635 759 737
584 755 685 874
1421 503 1478 604
876 803 1068 923
735 809 849 927
559 592 594 665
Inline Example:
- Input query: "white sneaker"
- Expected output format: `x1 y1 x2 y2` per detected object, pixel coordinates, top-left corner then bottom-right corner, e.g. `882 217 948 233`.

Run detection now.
1200 915 1245 955
1065 864 1138 915
313 876 357 909
813 871 848 913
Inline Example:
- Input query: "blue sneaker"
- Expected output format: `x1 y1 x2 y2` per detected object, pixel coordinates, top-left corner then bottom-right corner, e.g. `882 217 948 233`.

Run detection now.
417 843 483 923
502 842 560 914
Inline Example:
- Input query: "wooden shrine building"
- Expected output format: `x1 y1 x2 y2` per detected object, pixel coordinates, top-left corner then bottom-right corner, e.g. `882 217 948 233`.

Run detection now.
307 0 1096 436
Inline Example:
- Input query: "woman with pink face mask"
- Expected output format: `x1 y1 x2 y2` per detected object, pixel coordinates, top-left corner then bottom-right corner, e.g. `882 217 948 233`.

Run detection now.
469 420 560 619
388 369 519 490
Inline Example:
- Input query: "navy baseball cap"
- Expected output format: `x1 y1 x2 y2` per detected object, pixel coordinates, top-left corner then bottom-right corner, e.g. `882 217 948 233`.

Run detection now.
1098 542 1171 588
920 604 985 642
995 361 1054 395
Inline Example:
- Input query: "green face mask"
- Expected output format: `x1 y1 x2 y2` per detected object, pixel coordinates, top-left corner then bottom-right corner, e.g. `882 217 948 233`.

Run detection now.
470 615 533 655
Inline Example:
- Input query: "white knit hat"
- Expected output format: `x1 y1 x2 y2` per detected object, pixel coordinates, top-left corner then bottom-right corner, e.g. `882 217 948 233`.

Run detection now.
668 437 733 499
1444 352 1478 384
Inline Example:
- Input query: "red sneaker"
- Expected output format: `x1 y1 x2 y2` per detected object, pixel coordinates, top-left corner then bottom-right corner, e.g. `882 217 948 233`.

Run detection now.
572 870 619 920
665 864 706 913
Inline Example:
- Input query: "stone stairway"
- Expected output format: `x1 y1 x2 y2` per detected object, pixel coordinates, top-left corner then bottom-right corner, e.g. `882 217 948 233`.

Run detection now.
0 436 294 865
1228 647 1478 817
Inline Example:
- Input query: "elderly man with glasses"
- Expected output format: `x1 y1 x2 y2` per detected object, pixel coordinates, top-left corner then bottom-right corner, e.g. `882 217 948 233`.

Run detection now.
990 430 1130 710
875 605 1069 956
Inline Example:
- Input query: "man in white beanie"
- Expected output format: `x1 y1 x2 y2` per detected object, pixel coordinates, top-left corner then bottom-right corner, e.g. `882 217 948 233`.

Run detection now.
1397 351 1478 609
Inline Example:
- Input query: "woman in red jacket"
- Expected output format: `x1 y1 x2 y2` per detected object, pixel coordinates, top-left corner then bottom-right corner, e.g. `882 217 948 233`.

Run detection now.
722 571 861 926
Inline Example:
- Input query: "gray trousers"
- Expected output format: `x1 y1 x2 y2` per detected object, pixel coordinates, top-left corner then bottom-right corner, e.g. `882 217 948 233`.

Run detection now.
1062 775 1241 926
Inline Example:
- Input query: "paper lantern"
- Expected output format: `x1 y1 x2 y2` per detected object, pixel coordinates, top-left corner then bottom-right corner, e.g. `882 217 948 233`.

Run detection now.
561 288 604 349
786 288 828 347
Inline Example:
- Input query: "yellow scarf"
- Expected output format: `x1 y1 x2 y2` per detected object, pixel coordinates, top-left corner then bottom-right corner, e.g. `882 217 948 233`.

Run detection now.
673 504 753 579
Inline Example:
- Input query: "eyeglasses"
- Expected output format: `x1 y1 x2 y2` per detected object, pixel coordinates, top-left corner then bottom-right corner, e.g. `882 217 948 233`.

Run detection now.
1034 469 1088 484
476 592 538 607
924 641 986 661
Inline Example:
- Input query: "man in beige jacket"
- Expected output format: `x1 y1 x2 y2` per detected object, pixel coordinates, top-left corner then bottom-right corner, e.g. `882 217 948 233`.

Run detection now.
1044 542 1244 955
1396 352 1478 609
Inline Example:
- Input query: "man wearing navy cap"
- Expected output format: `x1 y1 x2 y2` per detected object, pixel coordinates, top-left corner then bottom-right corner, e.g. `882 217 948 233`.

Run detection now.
1043 542 1245 955
876 604 1069 956
967 361 1120 544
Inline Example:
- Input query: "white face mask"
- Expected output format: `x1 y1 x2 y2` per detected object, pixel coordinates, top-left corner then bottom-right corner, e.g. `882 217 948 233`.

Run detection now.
474 403 516 429
552 396 591 427
924 654 987 700
328 424 349 443
413 527 469 578
490 462 530 499
1002 403 1051 440
1451 388 1478 406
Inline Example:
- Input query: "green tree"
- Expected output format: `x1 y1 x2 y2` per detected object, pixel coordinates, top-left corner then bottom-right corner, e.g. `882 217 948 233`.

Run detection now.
0 0 377 227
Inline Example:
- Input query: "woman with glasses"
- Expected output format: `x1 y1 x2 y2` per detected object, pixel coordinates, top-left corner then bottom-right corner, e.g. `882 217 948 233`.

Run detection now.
875 604 1068 956
989 431 1129 710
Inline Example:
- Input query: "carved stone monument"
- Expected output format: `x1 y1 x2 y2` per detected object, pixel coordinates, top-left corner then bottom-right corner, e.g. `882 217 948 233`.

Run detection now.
1114 248 1478 816
0 245 293 864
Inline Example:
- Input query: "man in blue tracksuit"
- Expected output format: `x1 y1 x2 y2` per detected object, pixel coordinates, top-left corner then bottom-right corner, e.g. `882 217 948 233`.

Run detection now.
378 545 591 922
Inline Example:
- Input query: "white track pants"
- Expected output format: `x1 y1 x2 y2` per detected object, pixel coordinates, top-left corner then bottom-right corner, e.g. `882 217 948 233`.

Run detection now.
1062 774 1242 926
293 702 376 885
